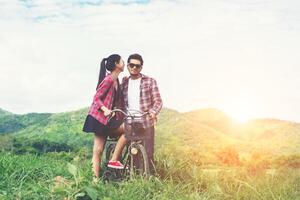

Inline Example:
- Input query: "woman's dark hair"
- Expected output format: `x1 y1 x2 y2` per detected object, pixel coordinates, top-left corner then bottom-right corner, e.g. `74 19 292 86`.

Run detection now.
127 53 143 65
96 54 121 90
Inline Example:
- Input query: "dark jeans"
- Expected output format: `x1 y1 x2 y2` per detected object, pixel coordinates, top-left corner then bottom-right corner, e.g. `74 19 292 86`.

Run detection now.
132 125 155 175
144 126 155 175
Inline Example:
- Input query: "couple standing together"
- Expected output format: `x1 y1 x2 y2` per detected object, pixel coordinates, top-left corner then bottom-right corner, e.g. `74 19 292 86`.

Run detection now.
83 53 163 178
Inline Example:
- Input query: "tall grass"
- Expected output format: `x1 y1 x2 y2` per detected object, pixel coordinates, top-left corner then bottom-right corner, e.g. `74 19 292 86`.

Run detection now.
1 151 299 200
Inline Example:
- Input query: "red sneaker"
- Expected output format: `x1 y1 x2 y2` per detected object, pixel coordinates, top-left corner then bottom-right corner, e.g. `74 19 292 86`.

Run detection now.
107 161 125 169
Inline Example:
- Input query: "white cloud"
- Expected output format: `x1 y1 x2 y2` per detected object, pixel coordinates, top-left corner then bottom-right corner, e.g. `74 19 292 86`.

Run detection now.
0 0 300 122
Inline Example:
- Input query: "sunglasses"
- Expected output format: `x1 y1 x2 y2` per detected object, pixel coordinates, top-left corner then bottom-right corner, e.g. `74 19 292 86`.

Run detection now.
128 63 142 69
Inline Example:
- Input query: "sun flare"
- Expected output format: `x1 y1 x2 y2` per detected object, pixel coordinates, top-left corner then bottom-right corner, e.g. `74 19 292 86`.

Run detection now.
229 110 253 123
223 100 257 123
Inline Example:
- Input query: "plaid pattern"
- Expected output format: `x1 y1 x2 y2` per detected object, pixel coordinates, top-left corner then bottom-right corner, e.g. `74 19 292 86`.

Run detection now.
121 73 163 128
88 74 116 125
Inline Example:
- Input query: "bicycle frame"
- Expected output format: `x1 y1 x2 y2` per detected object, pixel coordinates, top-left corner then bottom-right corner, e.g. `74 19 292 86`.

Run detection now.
103 109 151 181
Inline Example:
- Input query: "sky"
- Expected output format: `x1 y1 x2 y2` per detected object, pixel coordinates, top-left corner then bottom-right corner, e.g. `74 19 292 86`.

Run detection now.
0 0 299 122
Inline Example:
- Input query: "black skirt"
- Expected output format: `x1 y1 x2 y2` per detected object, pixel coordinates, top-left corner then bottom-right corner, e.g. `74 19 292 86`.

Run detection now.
82 115 122 135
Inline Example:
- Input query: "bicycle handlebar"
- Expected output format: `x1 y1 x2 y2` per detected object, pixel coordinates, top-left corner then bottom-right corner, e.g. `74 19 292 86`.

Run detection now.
110 109 149 117
108 109 149 121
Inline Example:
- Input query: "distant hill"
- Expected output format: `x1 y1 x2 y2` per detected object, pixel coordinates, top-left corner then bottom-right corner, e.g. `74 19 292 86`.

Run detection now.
157 108 300 155
239 119 300 154
0 108 12 116
0 107 299 155
0 111 52 134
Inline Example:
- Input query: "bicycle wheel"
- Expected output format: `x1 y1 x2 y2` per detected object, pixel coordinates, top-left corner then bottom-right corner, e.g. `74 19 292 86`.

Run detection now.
131 144 150 178
105 143 116 162
102 170 112 183
103 143 124 182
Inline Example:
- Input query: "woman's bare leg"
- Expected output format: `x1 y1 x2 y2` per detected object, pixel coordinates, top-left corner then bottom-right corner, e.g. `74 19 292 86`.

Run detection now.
110 124 127 161
92 133 106 178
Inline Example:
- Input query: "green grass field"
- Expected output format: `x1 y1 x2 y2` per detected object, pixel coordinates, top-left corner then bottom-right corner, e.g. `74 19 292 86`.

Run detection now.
0 107 300 199
0 151 299 200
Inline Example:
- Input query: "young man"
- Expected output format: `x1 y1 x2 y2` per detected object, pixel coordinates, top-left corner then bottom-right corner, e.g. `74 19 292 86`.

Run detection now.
122 53 163 174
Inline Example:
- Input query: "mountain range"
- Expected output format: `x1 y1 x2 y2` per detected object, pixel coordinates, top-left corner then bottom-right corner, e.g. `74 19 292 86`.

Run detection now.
0 107 299 155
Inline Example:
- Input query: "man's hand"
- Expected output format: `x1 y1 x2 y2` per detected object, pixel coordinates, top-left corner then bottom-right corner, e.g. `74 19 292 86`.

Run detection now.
149 112 156 119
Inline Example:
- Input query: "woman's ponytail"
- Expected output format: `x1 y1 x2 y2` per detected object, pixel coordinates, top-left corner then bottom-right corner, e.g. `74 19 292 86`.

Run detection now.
96 58 107 90
96 54 121 90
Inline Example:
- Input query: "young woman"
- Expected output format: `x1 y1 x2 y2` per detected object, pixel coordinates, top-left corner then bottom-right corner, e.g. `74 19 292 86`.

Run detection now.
83 54 127 179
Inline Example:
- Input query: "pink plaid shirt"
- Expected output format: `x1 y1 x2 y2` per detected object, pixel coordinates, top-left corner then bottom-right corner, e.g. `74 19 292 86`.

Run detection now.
121 73 163 127
88 74 116 125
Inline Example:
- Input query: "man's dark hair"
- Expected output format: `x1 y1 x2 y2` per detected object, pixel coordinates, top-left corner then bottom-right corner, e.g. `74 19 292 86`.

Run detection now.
127 53 143 65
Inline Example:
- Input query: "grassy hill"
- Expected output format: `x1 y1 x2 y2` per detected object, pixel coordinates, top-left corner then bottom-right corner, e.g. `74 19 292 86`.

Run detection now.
0 107 299 199
0 112 52 134
0 107 299 155
0 108 12 116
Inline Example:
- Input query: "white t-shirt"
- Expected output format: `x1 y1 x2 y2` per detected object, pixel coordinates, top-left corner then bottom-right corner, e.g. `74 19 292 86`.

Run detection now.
127 77 141 115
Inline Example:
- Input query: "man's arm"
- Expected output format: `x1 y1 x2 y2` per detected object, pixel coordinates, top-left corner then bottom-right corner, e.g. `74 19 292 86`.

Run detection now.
149 79 163 116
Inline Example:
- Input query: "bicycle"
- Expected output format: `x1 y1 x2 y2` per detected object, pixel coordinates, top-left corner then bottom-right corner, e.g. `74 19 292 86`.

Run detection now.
102 109 151 182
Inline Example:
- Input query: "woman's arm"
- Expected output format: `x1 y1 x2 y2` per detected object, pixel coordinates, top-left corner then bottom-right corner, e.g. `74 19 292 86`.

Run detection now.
93 75 113 115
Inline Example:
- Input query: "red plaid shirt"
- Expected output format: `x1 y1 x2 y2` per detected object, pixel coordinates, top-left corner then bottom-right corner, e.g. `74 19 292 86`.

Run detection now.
121 73 163 127
88 74 116 125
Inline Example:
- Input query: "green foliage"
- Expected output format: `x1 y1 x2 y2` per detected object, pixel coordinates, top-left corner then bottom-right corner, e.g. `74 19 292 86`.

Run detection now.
0 107 300 199
1 107 300 155
215 146 240 166
1 151 299 200
0 152 71 199
0 108 12 116
12 137 74 154
274 154 300 169
0 107 92 154
0 113 51 134
0 135 13 152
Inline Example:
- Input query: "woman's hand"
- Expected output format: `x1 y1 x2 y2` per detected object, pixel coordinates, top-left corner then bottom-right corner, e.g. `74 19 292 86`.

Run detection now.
101 106 112 117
